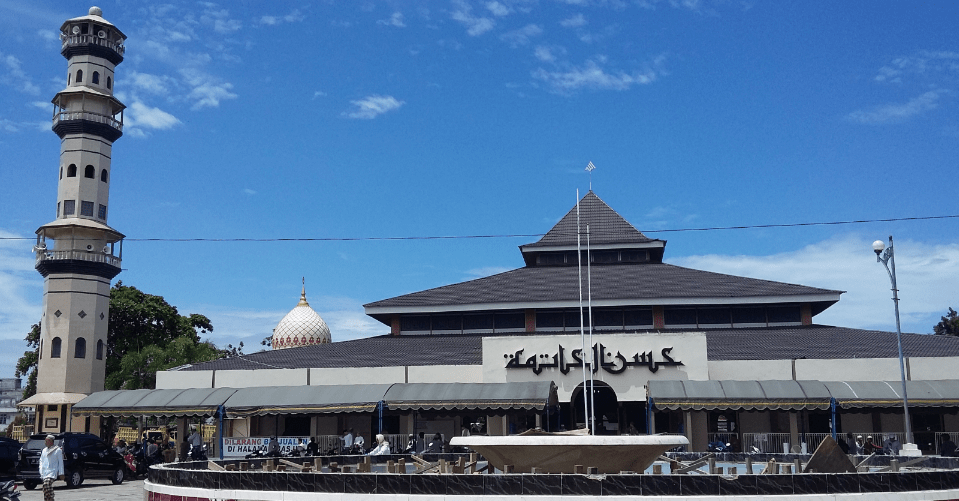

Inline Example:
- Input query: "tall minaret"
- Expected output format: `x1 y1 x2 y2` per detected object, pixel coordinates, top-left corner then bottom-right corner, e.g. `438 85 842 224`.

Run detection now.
26 6 126 434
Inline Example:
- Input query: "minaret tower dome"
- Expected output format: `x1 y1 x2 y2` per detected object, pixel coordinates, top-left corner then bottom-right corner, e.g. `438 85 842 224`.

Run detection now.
271 279 332 350
21 6 127 433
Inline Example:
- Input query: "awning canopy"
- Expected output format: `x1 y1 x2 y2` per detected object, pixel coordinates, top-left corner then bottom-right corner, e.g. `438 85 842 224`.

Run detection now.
648 380 833 411
648 380 959 411
223 384 393 417
824 381 959 409
384 382 557 411
18 392 89 408
72 388 238 417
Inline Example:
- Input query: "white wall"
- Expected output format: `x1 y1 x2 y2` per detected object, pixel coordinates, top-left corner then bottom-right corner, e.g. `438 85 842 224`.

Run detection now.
215 369 308 388
309 367 405 385
708 360 791 380
794 359 901 381
908 357 959 380
156 370 213 389
408 365 482 383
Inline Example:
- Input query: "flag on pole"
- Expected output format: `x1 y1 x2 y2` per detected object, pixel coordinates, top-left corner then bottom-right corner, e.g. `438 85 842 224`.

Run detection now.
586 161 596 172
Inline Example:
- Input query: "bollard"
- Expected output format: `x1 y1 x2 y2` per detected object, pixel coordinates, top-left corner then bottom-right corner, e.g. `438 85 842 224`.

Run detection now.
504 464 514 473
399 458 406 474
573 465 585 474
794 459 802 473
652 464 663 475
329 462 339 473
265 460 274 471
781 464 792 474
890 459 900 472
587 467 599 475
531 467 543 474
387 460 394 473
239 462 249 471
729 467 737 475
707 458 716 474
314 458 323 471
745 457 753 474
277 465 287 472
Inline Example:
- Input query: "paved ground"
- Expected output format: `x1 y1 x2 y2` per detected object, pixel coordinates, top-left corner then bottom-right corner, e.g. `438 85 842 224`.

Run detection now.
16 478 145 500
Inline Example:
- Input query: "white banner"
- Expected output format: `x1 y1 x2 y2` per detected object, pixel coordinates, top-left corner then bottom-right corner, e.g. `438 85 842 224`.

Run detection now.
222 436 307 457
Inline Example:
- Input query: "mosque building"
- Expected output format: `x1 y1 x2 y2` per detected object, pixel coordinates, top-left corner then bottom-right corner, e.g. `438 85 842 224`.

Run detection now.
31 8 959 458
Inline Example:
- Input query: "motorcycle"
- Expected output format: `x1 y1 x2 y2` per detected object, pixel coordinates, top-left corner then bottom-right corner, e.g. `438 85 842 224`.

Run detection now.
0 479 20 501
190 444 208 461
707 441 732 453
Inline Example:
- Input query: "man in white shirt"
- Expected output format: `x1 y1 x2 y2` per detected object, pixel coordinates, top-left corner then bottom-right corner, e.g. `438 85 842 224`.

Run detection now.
188 427 203 459
40 435 64 500
339 429 353 454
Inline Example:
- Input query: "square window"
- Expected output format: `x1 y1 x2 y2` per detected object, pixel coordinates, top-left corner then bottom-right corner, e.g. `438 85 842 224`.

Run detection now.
463 314 493 331
63 200 76 215
80 201 94 216
624 308 653 327
536 311 564 329
98 204 107 220
664 308 697 326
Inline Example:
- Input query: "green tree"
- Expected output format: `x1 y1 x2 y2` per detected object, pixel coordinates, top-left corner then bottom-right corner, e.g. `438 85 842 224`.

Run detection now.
934 307 959 336
14 282 225 393
14 323 40 400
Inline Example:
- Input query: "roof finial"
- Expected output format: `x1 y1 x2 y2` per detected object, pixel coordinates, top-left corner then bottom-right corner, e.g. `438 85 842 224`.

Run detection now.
585 161 596 191
298 277 309 306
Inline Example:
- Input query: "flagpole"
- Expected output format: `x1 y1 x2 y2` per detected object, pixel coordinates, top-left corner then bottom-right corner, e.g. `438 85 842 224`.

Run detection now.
586 223 596 436
576 190 589 434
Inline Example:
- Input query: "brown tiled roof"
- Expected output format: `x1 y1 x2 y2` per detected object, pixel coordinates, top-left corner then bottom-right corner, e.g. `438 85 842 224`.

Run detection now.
521 191 655 248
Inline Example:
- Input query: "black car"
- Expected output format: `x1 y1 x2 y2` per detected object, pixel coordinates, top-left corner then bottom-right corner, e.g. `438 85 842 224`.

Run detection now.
17 433 125 489
0 438 20 479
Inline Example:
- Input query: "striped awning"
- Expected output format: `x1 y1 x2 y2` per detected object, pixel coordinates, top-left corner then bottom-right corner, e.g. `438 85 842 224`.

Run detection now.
824 380 959 408
222 384 393 417
72 388 238 417
647 380 833 411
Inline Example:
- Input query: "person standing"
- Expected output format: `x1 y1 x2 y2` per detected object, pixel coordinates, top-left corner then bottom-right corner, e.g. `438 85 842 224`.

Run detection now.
340 429 353 454
40 435 64 501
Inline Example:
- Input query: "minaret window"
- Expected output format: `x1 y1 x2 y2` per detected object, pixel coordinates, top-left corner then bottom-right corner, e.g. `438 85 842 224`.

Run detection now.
74 338 86 358
106 76 112 89
57 202 60 217
60 167 63 179
96 340 103 360
63 200 75 216
92 72 100 85
98 204 107 220
80 201 94 217
84 165 95 178
67 164 77 177
51 337 62 358
76 69 82 83
100 169 108 182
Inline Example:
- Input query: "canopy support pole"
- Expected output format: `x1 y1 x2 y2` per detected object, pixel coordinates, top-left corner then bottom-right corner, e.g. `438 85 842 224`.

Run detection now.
218 405 224 460
830 398 837 441
377 401 383 435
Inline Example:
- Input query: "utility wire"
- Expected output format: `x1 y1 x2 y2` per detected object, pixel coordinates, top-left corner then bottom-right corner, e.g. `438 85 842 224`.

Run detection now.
1 214 956 242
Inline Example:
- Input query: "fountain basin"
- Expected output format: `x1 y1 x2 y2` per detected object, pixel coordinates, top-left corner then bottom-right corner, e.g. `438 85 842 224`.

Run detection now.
450 434 689 474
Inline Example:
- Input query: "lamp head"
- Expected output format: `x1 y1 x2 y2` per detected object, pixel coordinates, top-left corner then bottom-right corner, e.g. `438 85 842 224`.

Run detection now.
872 240 885 255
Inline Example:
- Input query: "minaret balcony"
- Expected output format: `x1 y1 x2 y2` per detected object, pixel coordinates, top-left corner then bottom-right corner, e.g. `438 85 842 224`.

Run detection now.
53 110 122 142
61 34 124 65
35 249 122 279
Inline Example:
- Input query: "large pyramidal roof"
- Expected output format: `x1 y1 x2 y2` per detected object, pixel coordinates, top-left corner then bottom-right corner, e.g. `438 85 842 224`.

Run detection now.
521 191 657 248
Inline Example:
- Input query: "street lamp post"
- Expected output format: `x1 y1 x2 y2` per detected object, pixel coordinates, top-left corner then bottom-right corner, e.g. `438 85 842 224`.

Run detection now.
872 236 916 449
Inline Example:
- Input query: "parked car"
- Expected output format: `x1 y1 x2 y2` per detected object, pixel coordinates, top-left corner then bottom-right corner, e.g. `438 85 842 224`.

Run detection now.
16 433 125 489
0 438 21 479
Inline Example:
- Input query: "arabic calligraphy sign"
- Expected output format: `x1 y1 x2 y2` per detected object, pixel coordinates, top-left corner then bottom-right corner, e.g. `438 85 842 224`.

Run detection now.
504 343 683 376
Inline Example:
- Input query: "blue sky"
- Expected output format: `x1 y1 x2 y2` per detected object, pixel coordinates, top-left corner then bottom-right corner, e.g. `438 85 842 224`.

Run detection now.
1 1 957 380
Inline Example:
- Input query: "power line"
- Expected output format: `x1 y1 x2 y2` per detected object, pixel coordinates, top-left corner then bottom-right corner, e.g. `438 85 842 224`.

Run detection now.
1 214 956 242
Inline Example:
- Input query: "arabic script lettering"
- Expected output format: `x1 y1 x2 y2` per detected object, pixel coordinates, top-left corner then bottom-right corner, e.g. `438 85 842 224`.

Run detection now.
504 344 683 375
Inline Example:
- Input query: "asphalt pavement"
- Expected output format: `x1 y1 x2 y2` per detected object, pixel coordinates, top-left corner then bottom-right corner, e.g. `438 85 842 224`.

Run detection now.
14 478 145 500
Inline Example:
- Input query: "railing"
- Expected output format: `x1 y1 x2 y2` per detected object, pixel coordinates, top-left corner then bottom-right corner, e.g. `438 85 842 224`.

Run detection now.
36 249 121 268
61 34 125 56
10 425 32 442
54 111 123 132
935 432 959 456
707 432 738 446
742 432 792 453
742 432 908 454
312 433 409 454
115 427 139 444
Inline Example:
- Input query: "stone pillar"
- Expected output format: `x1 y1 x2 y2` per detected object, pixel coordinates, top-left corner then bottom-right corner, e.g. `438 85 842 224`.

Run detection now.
789 411 799 453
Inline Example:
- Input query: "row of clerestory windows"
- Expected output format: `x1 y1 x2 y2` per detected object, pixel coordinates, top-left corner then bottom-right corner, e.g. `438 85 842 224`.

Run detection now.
48 337 103 360
58 199 106 220
61 164 108 183
70 69 112 90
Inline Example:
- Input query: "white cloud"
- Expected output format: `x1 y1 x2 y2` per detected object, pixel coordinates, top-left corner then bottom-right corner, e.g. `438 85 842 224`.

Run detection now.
125 71 174 96
560 14 587 27
500 24 543 47
464 266 513 279
485 1 510 16
312 91 327 100
846 90 944 125
243 188 257 195
451 0 495 36
0 53 40 95
344 95 405 119
874 51 959 84
534 46 556 62
126 101 181 132
378 12 406 27
36 30 59 42
180 69 238 110
668 234 959 334
532 57 660 92
259 10 305 26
